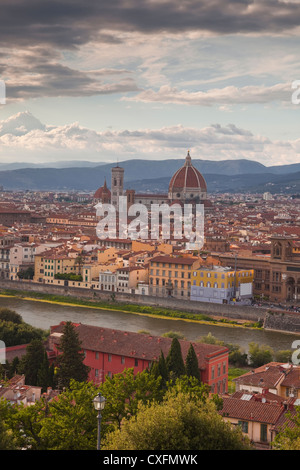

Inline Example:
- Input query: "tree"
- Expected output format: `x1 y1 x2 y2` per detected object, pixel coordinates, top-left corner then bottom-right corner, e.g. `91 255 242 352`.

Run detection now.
38 380 99 450
273 407 300 450
185 343 201 381
0 318 46 347
162 331 185 339
99 368 163 432
7 396 50 450
151 350 169 389
157 350 169 387
103 388 252 450
37 351 55 393
248 342 273 368
18 339 46 385
166 337 185 380
17 266 34 280
228 348 248 367
74 251 85 275
199 332 220 344
0 308 22 324
55 322 89 389
274 350 292 363
0 404 16 450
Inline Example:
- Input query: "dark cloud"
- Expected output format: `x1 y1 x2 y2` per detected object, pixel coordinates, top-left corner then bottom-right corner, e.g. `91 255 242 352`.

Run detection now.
1 47 139 100
0 0 300 49
1 0 299 101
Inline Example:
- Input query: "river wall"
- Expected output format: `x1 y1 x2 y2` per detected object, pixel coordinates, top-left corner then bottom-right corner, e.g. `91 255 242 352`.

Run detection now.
264 311 300 334
0 279 267 323
3 279 300 333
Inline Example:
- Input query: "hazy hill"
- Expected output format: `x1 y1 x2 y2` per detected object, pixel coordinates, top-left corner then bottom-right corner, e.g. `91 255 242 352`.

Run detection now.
0 158 299 193
127 172 300 194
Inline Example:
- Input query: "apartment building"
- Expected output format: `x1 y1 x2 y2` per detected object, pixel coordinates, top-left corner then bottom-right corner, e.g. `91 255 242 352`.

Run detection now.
191 265 254 304
0 236 14 279
46 322 229 390
9 243 36 280
116 266 149 293
148 255 201 299
217 236 300 302
34 251 76 283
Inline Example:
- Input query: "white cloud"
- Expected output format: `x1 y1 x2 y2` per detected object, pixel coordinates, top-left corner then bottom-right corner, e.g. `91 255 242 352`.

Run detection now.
122 82 292 107
0 111 299 167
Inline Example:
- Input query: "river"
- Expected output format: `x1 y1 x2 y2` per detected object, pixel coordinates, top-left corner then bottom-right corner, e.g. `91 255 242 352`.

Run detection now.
0 296 299 354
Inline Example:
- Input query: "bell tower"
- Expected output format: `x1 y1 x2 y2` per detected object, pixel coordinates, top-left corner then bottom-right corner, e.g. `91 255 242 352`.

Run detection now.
111 164 124 211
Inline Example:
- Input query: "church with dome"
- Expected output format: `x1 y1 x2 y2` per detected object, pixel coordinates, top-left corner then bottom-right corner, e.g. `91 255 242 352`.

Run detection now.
93 151 209 211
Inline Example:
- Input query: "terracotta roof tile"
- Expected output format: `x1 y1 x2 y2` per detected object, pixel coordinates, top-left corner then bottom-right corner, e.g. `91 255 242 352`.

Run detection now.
220 396 285 424
49 322 228 367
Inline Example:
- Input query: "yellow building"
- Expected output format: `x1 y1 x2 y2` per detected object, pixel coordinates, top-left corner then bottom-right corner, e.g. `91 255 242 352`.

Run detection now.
34 251 77 283
149 255 201 299
191 266 254 304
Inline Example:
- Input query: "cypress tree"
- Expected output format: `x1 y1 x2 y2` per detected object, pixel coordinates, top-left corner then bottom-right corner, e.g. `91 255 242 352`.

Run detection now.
158 351 168 382
37 351 55 393
55 322 89 389
166 337 185 380
19 339 45 385
185 343 201 381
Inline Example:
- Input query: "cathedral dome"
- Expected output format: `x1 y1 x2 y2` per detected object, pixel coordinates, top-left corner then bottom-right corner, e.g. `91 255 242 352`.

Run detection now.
93 179 111 203
168 151 207 202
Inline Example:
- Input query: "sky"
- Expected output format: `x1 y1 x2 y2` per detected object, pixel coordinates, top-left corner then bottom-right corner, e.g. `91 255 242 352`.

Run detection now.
1 0 300 167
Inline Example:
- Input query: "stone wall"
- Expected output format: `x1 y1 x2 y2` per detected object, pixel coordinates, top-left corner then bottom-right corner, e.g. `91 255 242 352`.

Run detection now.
264 311 300 334
0 279 266 323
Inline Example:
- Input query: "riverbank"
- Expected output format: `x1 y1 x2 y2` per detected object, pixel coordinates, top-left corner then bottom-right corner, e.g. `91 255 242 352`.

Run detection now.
0 288 263 331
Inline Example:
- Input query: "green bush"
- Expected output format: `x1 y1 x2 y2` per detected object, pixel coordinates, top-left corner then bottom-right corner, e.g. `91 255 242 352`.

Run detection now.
54 273 83 281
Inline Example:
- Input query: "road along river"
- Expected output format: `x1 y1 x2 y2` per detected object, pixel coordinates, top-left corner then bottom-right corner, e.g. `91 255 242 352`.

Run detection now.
0 296 299 355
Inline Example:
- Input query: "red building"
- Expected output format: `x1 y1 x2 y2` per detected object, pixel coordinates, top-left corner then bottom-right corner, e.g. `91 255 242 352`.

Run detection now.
47 322 229 393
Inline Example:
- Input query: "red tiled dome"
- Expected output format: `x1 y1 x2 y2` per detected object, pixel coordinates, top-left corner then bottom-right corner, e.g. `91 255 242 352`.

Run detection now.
169 151 207 193
93 179 111 200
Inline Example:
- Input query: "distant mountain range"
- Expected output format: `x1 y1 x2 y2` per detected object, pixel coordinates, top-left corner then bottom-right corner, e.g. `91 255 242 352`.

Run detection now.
0 158 300 194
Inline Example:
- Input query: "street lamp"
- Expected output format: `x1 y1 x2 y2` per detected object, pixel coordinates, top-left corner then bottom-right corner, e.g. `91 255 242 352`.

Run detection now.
93 392 106 450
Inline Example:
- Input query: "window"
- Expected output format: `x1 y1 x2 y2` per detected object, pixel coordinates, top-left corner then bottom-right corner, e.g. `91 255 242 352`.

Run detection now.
135 359 139 367
121 356 125 364
238 421 249 433
108 353 112 362
260 423 268 442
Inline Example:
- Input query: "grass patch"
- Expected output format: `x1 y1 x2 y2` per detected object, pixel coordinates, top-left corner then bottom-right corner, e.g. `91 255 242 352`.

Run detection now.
227 367 250 394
